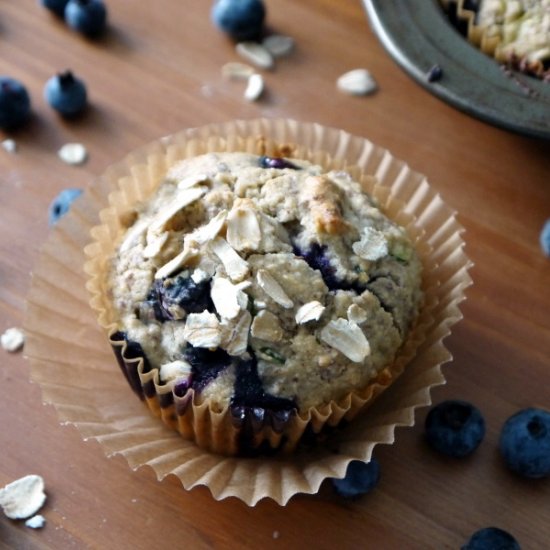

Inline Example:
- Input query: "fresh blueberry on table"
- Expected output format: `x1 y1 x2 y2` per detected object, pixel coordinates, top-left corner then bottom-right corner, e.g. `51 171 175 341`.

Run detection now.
499 407 550 479
540 219 550 257
40 0 69 17
64 0 107 37
48 188 83 225
44 71 87 117
0 77 31 131
425 400 485 458
461 527 521 550
331 458 381 498
211 0 266 41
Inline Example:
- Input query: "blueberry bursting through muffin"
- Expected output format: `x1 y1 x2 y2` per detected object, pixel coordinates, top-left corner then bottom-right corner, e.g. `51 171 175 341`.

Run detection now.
109 152 422 455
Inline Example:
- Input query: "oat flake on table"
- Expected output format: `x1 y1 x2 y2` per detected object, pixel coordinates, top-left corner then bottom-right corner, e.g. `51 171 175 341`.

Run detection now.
236 42 274 70
221 61 255 80
2 139 17 154
1 327 25 352
0 475 47 520
25 514 46 529
262 34 295 57
58 143 88 166
337 69 377 96
244 74 264 102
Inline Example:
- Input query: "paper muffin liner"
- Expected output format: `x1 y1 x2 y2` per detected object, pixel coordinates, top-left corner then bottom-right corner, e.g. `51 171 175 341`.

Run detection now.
86 132 433 457
439 0 549 77
24 118 472 505
439 0 486 46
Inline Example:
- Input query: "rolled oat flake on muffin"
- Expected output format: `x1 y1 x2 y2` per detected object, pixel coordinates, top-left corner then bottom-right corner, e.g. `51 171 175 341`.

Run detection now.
106 151 423 455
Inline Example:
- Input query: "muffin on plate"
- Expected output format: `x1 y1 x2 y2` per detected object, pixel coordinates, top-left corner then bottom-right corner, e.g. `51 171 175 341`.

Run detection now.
440 0 550 79
102 151 423 455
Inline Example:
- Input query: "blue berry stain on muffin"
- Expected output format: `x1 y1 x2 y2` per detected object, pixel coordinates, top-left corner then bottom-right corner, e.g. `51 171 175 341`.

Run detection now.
142 274 214 322
259 155 299 170
232 354 296 412
44 71 87 117
425 400 485 458
331 458 381 498
499 407 550 479
211 0 266 41
48 188 83 226
294 243 343 291
0 77 31 131
461 527 521 550
183 345 232 393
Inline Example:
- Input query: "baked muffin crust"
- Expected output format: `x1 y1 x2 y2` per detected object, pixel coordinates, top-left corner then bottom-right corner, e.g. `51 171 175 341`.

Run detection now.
109 152 422 412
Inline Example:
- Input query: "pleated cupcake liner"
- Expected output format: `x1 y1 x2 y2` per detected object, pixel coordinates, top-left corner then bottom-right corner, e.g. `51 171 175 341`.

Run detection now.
24 118 472 505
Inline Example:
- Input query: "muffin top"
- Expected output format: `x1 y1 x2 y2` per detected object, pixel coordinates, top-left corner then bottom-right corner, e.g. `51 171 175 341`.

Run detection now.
109 152 422 413
470 0 550 76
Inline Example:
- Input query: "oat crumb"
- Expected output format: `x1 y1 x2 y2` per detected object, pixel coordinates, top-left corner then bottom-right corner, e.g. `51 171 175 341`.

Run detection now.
58 143 88 166
337 69 377 95
272 530 280 539
1 327 25 352
2 139 17 154
0 474 46 520
25 514 46 529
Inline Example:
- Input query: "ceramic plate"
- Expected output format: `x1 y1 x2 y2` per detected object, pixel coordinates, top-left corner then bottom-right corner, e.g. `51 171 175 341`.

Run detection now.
362 0 550 139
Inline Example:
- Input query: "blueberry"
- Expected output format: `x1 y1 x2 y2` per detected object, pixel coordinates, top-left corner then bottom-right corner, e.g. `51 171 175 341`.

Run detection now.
427 64 443 83
183 345 232 392
148 275 213 321
39 0 69 17
231 354 296 412
259 156 299 170
425 400 485 458
211 0 266 41
540 219 550 257
48 188 83 225
294 243 343 291
0 77 31 131
64 0 107 37
499 407 550 478
461 527 521 550
331 458 381 498
173 378 192 397
44 71 87 117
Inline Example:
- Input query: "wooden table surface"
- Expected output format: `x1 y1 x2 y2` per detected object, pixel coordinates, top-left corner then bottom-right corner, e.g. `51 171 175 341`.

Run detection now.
1 1 549 548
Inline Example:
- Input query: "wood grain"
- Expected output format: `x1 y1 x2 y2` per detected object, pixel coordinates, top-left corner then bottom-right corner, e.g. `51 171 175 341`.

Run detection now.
1 0 549 548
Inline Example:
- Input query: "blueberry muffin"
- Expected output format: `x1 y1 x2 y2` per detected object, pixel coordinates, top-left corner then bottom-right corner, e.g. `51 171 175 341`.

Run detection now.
441 0 550 79
107 152 423 455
